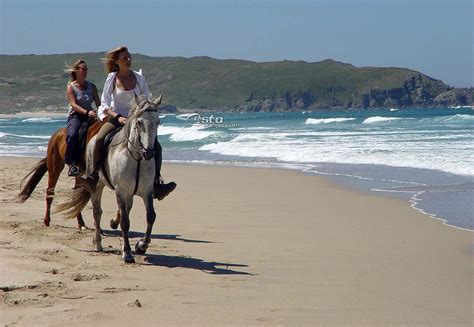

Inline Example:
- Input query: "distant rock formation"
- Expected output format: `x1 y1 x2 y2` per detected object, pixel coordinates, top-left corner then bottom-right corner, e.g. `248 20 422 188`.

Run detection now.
433 88 474 107
237 73 473 112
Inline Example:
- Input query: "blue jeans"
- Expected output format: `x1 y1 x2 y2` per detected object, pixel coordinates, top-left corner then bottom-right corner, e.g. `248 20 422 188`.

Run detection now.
65 113 88 165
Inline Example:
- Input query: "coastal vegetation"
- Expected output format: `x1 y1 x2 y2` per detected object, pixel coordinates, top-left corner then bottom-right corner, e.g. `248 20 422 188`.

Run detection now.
0 53 472 114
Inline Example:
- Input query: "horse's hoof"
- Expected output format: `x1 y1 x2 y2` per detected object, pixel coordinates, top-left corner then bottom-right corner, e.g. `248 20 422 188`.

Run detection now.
135 240 148 255
110 219 119 230
44 220 50 227
79 225 88 231
123 254 135 264
92 238 103 252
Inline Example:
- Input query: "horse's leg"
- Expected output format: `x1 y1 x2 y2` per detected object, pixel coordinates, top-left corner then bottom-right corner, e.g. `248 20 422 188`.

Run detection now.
116 192 134 263
44 157 64 227
74 176 87 230
91 182 105 252
77 213 86 229
110 209 121 230
135 194 156 255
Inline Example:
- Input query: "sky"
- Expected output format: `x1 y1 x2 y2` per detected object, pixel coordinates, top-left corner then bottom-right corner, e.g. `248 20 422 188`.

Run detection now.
1 0 472 87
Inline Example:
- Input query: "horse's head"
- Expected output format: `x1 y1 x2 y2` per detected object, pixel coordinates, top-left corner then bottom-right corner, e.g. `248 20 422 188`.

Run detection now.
126 95 162 161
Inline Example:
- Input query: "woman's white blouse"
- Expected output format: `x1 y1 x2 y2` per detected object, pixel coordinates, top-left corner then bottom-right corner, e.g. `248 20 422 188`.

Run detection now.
98 69 150 121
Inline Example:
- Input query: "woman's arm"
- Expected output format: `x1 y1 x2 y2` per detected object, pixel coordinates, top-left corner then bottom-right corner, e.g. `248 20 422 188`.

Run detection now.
98 72 115 121
99 73 126 125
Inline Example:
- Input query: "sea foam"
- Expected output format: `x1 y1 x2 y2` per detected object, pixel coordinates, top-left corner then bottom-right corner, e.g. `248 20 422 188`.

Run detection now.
21 117 64 123
363 116 403 124
0 132 50 139
160 124 217 142
305 118 356 124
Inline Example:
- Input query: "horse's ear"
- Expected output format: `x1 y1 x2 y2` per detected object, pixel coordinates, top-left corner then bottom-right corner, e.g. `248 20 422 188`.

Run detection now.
153 95 162 106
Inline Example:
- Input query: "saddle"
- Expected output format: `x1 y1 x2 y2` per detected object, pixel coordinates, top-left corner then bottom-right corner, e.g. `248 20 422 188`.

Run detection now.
98 126 122 190
103 126 122 154
77 119 94 163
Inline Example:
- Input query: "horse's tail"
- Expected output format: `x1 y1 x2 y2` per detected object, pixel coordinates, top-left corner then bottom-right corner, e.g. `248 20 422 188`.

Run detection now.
54 185 91 220
16 158 48 203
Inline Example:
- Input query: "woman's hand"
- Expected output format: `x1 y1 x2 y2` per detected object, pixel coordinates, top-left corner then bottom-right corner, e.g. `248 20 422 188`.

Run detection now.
117 116 127 125
87 110 97 118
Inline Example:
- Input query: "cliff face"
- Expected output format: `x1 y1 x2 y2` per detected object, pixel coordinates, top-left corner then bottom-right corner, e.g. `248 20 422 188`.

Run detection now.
433 88 474 107
238 73 472 112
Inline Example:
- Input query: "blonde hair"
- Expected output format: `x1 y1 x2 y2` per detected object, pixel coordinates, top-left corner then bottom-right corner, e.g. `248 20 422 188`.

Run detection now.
64 59 86 81
102 46 129 73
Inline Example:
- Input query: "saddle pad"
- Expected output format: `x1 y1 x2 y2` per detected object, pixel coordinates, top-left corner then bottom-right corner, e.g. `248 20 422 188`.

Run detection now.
77 119 93 162
103 126 123 156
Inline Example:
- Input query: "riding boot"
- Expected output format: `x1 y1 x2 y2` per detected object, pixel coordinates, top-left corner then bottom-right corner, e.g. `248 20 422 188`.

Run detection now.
80 144 100 193
81 144 101 192
81 121 115 192
152 139 177 200
154 178 177 201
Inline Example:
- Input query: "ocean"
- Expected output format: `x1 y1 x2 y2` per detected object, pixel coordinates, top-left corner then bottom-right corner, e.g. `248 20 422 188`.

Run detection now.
1 107 472 230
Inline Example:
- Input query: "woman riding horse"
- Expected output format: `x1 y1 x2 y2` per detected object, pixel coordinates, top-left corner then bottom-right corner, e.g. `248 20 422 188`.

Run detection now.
82 46 176 200
16 59 102 229
64 60 100 176
58 95 165 263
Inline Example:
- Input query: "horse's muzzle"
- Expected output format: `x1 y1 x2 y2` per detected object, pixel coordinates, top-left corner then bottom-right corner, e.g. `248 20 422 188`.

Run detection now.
142 149 155 161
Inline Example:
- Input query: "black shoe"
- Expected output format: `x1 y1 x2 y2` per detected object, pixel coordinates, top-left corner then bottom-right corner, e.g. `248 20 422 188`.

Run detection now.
68 165 80 177
154 181 177 200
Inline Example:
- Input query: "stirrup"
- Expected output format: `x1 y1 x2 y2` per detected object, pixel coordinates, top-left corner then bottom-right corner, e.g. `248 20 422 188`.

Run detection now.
68 165 80 177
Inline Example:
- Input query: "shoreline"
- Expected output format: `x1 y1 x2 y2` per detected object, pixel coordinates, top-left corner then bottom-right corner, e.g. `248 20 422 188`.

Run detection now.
4 153 472 235
0 156 472 325
2 155 473 232
0 110 186 118
174 160 474 232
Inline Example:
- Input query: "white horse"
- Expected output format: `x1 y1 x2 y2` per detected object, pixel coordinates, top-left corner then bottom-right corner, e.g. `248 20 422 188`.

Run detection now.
58 95 163 263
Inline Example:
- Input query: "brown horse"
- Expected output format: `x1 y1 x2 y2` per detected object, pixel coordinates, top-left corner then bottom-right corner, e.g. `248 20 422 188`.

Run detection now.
17 120 102 229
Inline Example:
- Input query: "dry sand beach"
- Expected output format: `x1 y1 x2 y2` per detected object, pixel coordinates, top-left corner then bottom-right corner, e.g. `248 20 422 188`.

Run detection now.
0 156 472 326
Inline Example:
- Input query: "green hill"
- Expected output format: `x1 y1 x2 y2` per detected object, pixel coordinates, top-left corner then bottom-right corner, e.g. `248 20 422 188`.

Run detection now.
0 52 471 114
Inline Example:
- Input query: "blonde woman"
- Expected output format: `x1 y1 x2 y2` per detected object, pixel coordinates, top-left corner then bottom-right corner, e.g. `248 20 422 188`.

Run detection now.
64 60 100 176
83 46 176 200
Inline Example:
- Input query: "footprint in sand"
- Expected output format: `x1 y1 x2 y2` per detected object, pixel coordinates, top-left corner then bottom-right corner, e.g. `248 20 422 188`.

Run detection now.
100 286 144 294
126 299 142 307
1 281 65 308
71 273 108 282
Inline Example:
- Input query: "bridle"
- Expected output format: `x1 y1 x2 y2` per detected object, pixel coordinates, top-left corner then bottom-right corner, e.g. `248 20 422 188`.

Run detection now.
127 108 159 162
